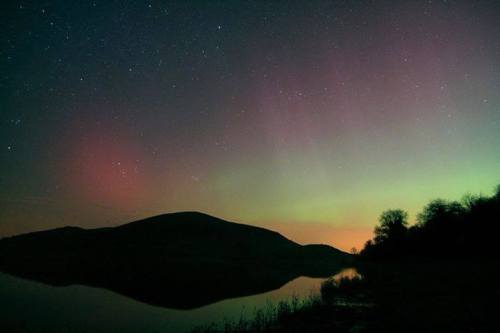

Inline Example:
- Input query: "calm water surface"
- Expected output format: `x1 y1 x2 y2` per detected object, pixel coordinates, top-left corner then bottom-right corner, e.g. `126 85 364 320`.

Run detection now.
0 268 358 332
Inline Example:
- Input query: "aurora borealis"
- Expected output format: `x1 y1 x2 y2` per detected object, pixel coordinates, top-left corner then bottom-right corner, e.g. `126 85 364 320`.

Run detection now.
1 1 500 250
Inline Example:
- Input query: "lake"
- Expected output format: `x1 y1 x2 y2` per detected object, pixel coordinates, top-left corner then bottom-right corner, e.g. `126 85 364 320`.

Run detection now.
0 268 358 332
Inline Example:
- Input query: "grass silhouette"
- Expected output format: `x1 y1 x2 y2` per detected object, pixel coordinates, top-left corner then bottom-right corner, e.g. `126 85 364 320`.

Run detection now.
192 276 371 333
196 183 500 332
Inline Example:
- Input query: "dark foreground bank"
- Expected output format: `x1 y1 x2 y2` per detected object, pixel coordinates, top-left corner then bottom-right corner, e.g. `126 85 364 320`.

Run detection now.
195 185 500 332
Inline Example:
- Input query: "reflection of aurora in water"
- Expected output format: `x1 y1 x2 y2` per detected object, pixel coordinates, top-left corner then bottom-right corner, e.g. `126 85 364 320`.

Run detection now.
0 271 345 333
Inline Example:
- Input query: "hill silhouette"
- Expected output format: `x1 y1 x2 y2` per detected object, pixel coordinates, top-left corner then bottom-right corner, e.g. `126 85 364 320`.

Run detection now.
191 184 500 333
0 212 351 309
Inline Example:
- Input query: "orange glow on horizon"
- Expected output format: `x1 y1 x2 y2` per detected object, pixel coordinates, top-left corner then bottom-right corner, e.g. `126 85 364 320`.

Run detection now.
261 221 373 252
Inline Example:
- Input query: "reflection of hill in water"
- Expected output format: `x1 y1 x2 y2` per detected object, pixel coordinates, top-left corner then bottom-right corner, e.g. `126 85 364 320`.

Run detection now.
0 212 351 309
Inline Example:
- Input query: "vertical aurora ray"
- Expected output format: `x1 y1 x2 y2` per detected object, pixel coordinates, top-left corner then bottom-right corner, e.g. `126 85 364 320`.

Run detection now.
1 1 499 250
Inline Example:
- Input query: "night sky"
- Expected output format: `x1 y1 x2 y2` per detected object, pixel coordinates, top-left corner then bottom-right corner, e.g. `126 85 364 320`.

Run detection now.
1 0 500 250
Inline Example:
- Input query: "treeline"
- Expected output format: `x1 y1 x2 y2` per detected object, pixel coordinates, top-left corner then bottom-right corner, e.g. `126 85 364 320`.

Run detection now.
361 184 500 259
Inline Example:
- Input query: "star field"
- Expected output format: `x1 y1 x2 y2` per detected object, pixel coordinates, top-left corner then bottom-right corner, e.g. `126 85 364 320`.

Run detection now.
1 0 500 250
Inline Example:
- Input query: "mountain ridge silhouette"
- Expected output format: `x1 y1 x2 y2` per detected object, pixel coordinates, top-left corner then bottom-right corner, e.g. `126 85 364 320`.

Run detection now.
0 211 351 309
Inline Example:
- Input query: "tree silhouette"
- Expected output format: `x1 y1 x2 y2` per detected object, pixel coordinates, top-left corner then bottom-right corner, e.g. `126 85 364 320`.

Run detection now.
494 184 500 200
374 209 408 245
416 199 464 228
361 183 500 259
